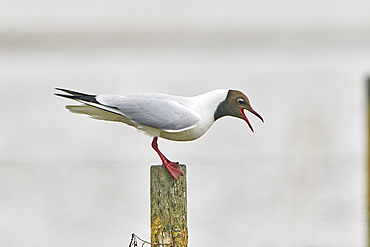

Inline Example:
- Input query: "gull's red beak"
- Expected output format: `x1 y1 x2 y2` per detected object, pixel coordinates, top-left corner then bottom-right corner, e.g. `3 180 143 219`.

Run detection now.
240 108 264 132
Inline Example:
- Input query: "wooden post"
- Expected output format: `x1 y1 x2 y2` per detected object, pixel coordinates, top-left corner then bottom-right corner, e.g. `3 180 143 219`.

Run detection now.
150 165 188 247
367 76 370 247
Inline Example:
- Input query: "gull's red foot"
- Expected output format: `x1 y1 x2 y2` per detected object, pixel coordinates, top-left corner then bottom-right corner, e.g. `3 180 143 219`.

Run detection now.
151 137 183 179
162 161 183 179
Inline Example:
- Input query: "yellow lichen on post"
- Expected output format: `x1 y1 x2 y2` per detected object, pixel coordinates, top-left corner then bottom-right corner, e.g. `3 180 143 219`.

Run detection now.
150 165 188 247
151 213 163 240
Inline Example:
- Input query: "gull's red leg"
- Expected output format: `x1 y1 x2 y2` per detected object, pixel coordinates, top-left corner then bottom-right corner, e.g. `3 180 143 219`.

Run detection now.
151 137 183 179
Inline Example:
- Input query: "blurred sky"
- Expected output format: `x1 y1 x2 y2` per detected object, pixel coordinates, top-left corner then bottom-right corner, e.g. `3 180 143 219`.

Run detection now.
1 0 370 31
0 1 369 247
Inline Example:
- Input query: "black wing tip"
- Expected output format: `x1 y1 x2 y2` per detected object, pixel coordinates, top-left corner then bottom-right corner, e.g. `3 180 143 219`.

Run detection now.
55 88 74 94
54 93 77 100
54 88 96 97
54 88 99 104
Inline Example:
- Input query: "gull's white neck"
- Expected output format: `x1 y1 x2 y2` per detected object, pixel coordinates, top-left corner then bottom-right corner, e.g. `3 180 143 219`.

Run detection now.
191 89 229 114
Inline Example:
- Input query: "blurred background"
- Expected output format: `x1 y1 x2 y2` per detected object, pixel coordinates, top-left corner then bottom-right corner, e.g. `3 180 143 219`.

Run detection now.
0 0 369 246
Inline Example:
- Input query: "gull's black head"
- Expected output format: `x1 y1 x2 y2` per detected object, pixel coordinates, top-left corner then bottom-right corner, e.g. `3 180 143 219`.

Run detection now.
214 89 264 132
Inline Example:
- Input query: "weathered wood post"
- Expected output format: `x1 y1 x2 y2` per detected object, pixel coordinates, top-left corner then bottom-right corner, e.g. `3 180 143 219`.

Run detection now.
367 76 370 247
150 165 188 247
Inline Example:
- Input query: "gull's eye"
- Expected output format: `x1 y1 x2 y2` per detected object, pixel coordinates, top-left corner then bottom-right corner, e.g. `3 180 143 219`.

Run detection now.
237 98 245 104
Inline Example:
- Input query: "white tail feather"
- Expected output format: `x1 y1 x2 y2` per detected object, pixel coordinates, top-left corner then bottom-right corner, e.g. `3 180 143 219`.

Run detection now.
66 105 131 124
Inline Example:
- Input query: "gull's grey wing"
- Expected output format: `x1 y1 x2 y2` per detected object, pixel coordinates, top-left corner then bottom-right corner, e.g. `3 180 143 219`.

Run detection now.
96 94 201 132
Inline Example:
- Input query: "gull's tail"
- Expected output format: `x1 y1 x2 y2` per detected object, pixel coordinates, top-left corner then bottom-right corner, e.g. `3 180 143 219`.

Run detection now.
54 88 128 123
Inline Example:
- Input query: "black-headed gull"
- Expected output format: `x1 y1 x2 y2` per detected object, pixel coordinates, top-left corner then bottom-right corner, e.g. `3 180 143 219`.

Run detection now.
55 88 264 179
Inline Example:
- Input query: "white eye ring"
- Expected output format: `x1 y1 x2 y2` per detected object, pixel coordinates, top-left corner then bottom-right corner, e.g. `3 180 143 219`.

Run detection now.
237 98 245 104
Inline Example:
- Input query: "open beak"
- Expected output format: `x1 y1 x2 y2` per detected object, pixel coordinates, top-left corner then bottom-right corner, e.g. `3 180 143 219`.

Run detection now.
240 108 264 132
